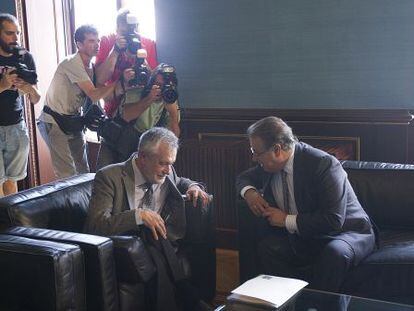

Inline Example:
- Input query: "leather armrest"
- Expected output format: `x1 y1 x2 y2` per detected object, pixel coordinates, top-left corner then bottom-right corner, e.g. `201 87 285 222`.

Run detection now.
181 196 216 301
110 235 156 283
183 195 215 244
4 226 119 311
0 234 86 311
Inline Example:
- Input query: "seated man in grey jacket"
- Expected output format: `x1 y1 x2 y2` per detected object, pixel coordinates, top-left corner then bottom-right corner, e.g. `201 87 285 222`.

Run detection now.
85 127 212 311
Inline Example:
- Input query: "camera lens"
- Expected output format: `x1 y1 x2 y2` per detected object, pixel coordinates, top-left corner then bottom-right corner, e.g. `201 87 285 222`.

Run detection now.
162 85 178 104
126 34 141 54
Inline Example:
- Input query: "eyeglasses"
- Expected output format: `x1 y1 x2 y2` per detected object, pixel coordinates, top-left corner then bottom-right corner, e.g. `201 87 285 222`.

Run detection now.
250 144 280 157
250 146 271 157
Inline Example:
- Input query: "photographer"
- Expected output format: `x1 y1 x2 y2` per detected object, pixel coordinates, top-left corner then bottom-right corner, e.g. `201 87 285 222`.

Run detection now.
38 25 120 179
95 8 158 117
0 13 40 196
96 63 180 169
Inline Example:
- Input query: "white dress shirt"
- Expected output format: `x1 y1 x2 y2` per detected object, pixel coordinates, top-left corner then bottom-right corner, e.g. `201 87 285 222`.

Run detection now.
270 146 298 233
131 154 168 225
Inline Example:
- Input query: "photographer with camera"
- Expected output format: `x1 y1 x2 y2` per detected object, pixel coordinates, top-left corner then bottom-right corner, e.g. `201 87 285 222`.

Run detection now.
0 13 40 196
38 25 122 179
96 63 180 169
95 8 158 117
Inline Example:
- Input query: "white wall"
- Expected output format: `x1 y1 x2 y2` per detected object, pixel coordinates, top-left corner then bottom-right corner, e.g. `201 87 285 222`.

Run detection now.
25 0 67 183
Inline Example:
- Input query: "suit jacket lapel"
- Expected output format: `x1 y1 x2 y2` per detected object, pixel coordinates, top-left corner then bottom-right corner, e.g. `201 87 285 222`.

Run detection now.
121 157 136 211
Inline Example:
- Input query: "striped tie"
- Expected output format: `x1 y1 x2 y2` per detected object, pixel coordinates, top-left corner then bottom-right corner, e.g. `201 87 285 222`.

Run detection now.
141 182 155 210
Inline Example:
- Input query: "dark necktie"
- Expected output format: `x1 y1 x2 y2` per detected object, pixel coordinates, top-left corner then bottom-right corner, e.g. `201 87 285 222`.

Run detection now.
282 169 298 254
141 182 155 210
281 170 290 213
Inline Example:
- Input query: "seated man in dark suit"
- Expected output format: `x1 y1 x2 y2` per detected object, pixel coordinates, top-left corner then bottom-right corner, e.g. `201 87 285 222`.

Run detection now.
236 116 375 291
85 127 212 311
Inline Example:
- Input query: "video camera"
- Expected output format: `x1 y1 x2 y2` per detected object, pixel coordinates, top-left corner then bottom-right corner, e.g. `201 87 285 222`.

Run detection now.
142 63 179 104
1 47 38 85
128 49 150 87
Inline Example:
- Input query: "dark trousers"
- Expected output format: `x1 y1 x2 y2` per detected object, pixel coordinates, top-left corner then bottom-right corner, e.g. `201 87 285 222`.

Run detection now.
257 232 354 292
143 229 201 311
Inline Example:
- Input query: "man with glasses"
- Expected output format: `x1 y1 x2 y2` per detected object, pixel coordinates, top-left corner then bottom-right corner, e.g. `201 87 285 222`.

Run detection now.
236 116 375 291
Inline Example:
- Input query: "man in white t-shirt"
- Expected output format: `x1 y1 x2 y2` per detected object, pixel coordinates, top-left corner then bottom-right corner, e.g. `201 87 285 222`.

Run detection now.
38 25 121 178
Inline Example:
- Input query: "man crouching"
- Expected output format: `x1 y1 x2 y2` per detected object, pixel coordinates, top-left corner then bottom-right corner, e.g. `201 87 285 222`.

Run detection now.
85 127 212 311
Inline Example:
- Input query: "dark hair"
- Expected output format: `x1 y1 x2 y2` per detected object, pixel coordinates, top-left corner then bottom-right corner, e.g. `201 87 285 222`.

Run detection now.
148 63 178 86
138 127 179 155
247 116 298 151
74 24 98 45
0 13 18 30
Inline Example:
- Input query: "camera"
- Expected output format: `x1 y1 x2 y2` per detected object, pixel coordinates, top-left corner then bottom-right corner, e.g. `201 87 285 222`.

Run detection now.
83 104 137 160
142 63 179 104
1 47 38 85
128 49 150 87
10 63 38 85
124 13 141 55
83 104 126 142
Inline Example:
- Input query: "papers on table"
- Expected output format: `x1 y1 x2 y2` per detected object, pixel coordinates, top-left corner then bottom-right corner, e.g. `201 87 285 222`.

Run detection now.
227 274 308 309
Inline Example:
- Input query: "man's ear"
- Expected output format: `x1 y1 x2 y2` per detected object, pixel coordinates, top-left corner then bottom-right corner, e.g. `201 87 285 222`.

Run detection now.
273 144 281 156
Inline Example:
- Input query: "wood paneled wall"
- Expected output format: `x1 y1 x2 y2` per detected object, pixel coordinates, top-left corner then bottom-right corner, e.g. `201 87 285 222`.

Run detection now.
175 108 414 248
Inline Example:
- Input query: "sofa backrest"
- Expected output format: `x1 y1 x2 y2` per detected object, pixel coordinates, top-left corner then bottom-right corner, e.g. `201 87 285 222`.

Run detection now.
341 161 414 230
0 173 95 232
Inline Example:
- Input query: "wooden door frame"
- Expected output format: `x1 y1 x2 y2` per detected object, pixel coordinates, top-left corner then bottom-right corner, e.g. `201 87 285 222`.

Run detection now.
15 0 40 188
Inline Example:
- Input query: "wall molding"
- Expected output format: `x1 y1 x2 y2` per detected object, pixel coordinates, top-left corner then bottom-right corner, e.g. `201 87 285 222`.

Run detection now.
182 108 413 124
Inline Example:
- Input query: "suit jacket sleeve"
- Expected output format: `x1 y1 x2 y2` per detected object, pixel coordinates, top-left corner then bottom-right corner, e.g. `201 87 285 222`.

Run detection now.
236 165 268 197
85 169 137 236
296 155 349 237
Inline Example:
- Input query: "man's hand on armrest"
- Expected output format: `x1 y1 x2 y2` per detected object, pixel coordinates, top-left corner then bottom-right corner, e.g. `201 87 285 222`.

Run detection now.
186 185 211 208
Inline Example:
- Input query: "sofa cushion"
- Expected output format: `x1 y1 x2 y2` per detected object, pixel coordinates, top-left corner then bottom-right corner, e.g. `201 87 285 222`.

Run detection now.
0 173 94 232
342 230 414 304
0 234 86 311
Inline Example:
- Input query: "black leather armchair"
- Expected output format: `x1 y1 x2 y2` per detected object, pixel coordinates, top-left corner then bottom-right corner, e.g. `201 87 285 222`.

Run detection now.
238 160 414 305
0 173 216 310
0 234 86 311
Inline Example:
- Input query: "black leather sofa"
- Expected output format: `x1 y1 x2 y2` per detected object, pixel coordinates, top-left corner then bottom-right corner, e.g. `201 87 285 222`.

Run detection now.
0 173 216 310
238 160 414 305
0 234 86 311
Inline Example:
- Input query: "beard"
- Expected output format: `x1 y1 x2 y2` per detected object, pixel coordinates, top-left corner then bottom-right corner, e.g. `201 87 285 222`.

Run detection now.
0 37 17 54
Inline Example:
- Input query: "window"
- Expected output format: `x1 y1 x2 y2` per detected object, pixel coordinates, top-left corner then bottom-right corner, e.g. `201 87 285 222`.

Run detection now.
73 0 156 41
121 0 156 41
73 0 117 37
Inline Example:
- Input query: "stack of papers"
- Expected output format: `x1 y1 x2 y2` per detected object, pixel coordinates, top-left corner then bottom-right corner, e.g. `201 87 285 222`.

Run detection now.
227 274 308 310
